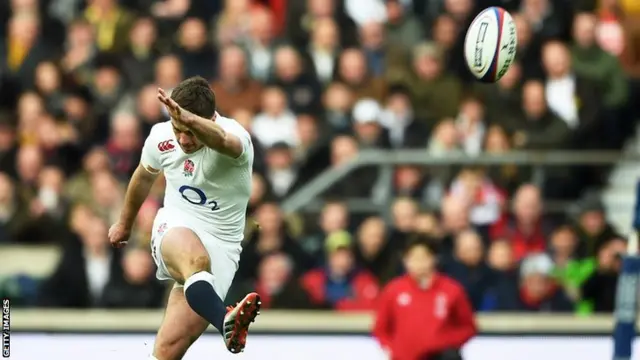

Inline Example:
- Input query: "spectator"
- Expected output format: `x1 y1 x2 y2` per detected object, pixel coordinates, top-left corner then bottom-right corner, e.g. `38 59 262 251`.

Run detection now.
1 11 52 89
65 147 111 206
326 135 379 198
572 12 629 147
83 0 134 53
38 215 123 308
0 114 18 176
175 17 217 80
301 230 380 310
359 21 393 78
373 236 476 360
389 197 419 247
428 118 462 157
89 169 123 225
335 48 387 102
304 17 340 85
213 0 255 47
293 114 330 186
580 237 626 313
33 61 65 116
351 98 391 149
547 225 593 303
490 184 549 261
573 197 618 257
122 17 159 91
478 61 524 125
106 112 142 180
439 195 473 255
285 0 358 49
400 42 462 127
245 8 279 83
101 247 165 308
154 54 183 92
252 86 298 147
238 202 313 280
379 85 428 149
0 173 31 243
455 95 486 156
541 41 602 148
271 45 323 114
520 0 570 41
393 166 428 201
509 80 571 151
385 0 424 51
228 252 314 309
301 199 350 261
413 211 443 238
136 85 165 137
483 125 523 194
322 82 355 134
60 19 96 85
211 45 263 115
443 230 495 310
511 14 544 80
263 142 299 199
354 216 398 284
432 14 462 77
89 56 128 129
489 253 574 312
448 167 503 229
487 240 517 277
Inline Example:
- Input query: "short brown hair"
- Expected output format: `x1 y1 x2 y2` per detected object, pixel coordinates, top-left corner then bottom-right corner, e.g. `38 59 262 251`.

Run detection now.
170 76 216 118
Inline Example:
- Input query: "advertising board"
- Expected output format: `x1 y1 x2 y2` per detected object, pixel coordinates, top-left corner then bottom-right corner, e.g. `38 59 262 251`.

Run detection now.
6 334 640 360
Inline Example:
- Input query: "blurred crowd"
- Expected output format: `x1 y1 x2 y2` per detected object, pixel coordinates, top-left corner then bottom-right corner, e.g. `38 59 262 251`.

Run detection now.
0 0 638 314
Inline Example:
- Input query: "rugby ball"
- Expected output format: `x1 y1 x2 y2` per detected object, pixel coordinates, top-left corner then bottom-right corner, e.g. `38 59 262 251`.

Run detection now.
464 7 517 83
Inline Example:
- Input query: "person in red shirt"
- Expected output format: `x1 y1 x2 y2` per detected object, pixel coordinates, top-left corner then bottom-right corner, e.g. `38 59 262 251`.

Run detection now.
300 230 379 311
489 184 549 260
373 236 477 360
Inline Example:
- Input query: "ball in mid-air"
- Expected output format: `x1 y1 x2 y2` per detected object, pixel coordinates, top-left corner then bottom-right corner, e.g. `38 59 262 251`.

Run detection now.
464 7 517 83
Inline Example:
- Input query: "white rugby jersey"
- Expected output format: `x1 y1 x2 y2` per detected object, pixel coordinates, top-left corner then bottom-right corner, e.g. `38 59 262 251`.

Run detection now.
140 114 253 243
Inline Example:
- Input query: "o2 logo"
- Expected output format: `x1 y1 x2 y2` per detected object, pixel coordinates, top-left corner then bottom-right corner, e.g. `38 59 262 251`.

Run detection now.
179 185 220 211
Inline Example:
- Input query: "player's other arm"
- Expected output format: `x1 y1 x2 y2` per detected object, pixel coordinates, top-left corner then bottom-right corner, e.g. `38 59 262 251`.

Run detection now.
109 126 162 247
119 163 159 228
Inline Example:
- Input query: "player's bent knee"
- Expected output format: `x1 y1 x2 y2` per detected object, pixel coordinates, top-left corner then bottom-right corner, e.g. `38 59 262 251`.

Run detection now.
185 254 211 277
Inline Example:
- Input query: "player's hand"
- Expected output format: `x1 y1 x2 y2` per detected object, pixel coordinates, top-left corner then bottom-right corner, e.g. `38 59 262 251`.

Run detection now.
108 222 131 248
157 88 182 121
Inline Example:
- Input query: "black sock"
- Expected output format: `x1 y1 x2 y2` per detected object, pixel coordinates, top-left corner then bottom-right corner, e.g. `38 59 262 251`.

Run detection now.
184 271 226 334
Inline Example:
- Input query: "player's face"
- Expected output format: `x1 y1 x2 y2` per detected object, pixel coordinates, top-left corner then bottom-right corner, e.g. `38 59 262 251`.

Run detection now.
172 120 202 153
403 246 436 279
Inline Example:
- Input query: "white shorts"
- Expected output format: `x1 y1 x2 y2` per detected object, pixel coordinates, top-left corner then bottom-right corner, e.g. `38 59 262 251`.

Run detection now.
150 208 242 300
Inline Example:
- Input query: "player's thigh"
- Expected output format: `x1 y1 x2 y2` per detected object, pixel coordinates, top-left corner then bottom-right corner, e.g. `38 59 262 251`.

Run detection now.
160 227 211 283
154 285 209 360
206 240 242 300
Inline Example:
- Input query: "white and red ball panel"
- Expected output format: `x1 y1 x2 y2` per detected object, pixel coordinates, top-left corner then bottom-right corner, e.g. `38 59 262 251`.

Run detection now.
464 7 517 83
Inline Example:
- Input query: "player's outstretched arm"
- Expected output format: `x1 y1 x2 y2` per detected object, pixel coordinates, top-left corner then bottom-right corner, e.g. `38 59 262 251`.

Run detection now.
108 163 159 247
157 88 244 158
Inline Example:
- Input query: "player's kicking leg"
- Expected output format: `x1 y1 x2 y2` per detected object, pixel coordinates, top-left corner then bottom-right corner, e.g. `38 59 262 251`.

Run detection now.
156 227 260 357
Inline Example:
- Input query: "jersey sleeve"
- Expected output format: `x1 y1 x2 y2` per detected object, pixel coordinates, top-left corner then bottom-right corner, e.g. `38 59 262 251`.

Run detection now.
223 119 253 166
140 124 162 172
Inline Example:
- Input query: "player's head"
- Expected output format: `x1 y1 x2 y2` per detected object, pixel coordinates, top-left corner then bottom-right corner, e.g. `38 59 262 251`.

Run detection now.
169 76 216 153
403 235 438 280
